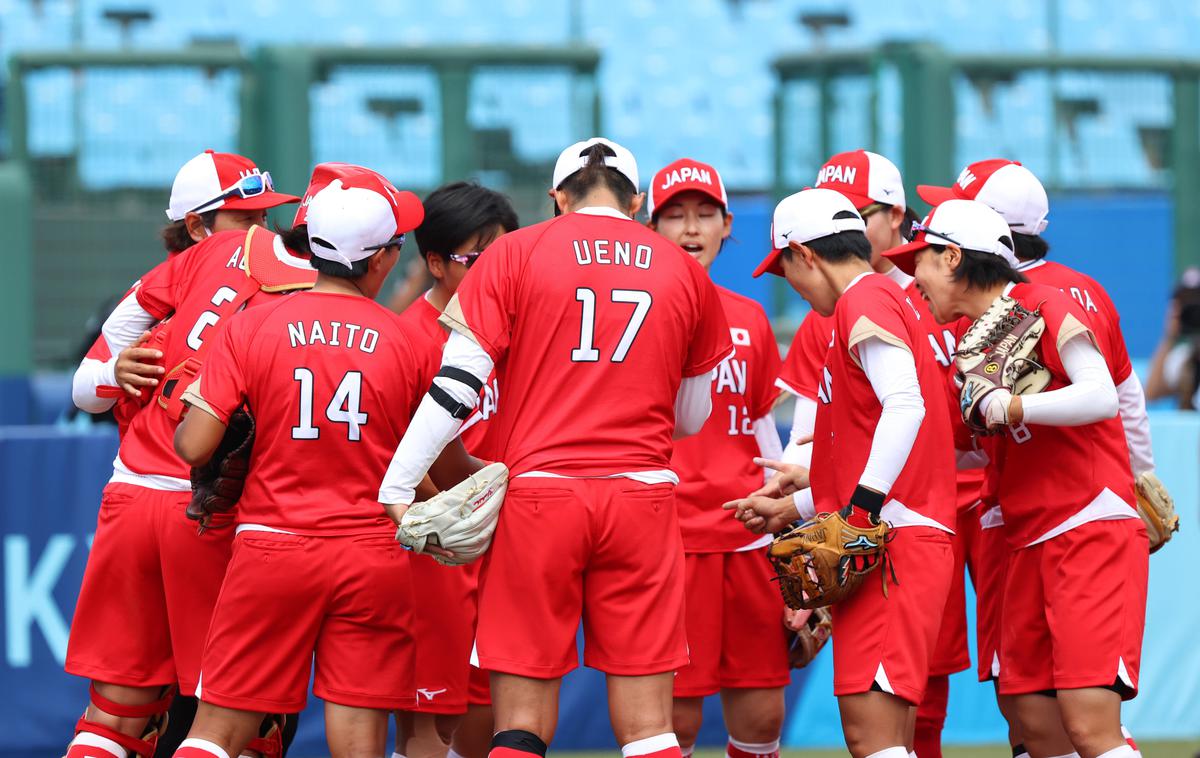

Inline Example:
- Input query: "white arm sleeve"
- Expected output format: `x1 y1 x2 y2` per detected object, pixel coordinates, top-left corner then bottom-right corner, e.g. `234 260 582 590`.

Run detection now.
792 488 816 521
752 413 783 483
856 337 926 495
674 372 714 438
71 289 160 413
1020 335 1118 427
1116 371 1155 475
378 331 495 505
781 395 817 468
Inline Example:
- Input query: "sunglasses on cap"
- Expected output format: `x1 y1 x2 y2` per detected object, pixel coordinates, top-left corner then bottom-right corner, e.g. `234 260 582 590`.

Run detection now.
188 171 275 214
448 251 482 268
363 233 406 252
910 220 963 249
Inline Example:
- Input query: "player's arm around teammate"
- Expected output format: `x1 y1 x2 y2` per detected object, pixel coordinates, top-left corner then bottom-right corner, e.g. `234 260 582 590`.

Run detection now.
379 139 733 758
746 189 958 758
61 152 301 758
887 199 1146 758
647 158 789 758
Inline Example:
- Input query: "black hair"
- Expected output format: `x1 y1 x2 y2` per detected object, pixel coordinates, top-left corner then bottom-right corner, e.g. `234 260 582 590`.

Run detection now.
416 181 519 264
935 245 1027 289
275 223 313 256
781 213 872 264
160 210 219 254
1012 232 1050 261
900 206 920 241
555 143 636 214
308 249 375 279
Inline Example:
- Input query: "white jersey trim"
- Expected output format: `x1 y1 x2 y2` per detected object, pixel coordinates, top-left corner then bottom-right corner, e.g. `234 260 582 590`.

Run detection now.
1025 487 1137 547
235 523 299 536
734 534 773 552
516 469 680 485
980 504 1005 530
881 498 954 533
107 454 190 492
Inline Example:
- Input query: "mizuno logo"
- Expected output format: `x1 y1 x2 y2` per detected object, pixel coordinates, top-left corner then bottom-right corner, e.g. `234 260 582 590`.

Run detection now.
844 535 878 550
417 688 447 701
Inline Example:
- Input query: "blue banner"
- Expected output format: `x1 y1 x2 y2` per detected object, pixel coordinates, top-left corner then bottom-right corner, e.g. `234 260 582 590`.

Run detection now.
2 416 1197 755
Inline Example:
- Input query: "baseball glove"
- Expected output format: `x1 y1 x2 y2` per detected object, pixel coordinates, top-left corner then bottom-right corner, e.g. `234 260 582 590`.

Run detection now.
767 509 892 610
786 606 832 669
186 409 254 529
396 462 508 566
955 295 1051 434
1135 471 1180 553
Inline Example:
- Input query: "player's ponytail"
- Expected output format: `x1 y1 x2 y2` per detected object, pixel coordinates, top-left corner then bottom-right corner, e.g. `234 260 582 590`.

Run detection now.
557 143 636 213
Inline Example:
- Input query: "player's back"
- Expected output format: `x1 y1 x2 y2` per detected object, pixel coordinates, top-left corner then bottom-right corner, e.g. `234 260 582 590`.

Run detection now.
211 291 430 534
812 274 956 527
453 209 731 476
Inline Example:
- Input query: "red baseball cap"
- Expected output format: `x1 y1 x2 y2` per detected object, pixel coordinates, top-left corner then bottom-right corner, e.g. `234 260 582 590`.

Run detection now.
305 164 424 269
293 162 400 227
917 159 1049 234
647 158 728 218
813 150 906 211
166 149 299 221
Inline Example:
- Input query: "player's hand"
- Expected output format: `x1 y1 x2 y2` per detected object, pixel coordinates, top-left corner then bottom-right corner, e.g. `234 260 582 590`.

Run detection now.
722 494 799 534
783 606 813 632
382 501 410 527
752 457 810 496
382 501 459 562
115 331 164 398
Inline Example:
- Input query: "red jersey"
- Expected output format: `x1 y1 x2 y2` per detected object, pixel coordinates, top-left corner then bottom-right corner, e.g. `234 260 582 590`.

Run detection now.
396 294 498 459
108 229 308 482
992 283 1136 547
187 291 431 535
777 311 833 399
809 274 956 529
445 208 733 477
671 287 781 552
903 280 986 507
1018 259 1132 384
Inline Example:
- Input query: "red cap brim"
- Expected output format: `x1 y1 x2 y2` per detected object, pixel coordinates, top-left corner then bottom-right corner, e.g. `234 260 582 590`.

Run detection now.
752 248 785 278
881 237 929 276
222 190 302 212
916 184 957 208
652 184 727 219
393 190 425 233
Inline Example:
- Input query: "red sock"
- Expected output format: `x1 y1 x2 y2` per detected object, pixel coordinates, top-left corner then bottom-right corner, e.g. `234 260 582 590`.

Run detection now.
914 674 950 758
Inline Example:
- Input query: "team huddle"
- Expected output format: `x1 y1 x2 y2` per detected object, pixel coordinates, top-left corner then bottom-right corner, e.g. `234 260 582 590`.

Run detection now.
60 138 1177 758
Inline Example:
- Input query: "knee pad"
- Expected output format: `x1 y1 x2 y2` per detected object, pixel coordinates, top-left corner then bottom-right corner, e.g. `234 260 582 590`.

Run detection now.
69 684 174 758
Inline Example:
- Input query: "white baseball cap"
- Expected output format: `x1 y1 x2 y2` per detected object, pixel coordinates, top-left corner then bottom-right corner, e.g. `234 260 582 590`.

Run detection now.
552 137 639 191
884 198 1017 275
165 149 298 221
918 159 1049 234
814 149 906 211
306 171 425 270
753 188 866 278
